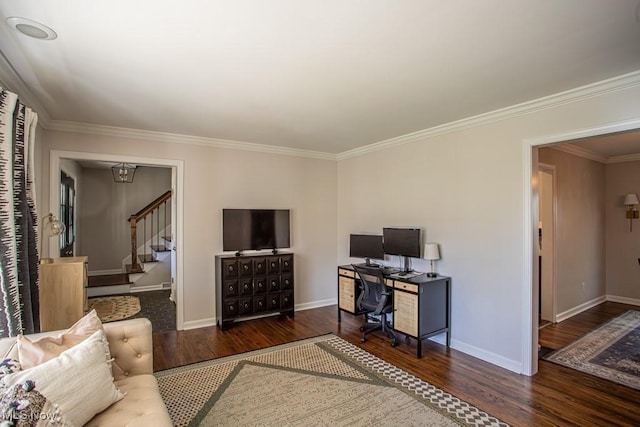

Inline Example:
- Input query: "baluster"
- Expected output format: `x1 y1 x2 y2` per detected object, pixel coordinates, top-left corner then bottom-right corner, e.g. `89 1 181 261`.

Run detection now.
143 216 147 262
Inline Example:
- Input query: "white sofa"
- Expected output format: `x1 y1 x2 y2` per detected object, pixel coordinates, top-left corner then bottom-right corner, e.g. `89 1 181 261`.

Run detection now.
0 318 172 426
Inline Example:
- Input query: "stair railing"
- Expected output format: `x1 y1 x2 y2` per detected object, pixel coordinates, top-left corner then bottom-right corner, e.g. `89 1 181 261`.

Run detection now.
128 189 172 273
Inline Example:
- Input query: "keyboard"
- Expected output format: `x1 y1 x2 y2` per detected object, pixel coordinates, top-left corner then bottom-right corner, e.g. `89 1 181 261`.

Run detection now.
381 267 401 275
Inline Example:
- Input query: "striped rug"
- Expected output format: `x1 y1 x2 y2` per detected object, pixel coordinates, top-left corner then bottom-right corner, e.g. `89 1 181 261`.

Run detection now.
155 334 509 427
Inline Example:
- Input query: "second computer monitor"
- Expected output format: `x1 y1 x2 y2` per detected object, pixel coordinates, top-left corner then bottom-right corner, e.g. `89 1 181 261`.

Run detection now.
383 227 421 258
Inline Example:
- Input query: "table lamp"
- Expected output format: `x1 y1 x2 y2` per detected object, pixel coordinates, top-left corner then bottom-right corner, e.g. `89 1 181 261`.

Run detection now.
424 243 440 277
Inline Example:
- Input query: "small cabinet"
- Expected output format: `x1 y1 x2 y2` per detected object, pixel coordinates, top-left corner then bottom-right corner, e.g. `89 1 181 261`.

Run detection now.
337 267 365 321
39 256 89 332
216 253 295 330
393 287 418 337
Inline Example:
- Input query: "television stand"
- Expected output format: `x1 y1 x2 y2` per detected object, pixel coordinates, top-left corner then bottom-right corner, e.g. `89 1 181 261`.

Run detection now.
216 252 295 330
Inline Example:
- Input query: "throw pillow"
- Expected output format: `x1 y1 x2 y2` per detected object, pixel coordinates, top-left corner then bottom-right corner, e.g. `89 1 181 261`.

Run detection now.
1 329 125 426
17 309 108 370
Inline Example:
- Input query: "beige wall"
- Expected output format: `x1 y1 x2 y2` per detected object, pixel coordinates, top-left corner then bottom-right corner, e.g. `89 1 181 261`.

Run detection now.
79 166 171 271
605 160 640 301
337 84 640 370
38 131 338 327
538 148 606 314
33 81 640 373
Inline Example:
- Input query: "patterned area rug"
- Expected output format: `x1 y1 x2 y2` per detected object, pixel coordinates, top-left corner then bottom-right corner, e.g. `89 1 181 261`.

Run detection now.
87 296 141 322
155 334 509 426
544 310 640 390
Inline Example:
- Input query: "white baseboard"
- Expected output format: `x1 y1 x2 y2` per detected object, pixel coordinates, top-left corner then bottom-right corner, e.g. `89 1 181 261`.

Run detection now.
88 269 123 276
88 284 130 297
294 298 337 311
182 318 216 330
129 284 165 293
556 295 607 323
447 337 522 374
606 295 640 306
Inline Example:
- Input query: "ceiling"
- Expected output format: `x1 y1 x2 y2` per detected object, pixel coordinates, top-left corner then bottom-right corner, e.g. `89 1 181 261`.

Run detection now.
0 1 639 155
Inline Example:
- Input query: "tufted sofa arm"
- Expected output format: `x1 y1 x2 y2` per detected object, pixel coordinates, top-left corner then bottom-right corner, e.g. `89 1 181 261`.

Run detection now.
103 318 153 381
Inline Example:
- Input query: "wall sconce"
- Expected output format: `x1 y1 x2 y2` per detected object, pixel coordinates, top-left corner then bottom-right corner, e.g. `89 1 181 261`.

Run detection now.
624 193 639 232
423 243 440 277
39 213 65 264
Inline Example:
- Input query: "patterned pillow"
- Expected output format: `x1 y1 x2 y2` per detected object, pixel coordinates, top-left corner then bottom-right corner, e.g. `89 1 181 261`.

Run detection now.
1 329 124 426
0 379 68 426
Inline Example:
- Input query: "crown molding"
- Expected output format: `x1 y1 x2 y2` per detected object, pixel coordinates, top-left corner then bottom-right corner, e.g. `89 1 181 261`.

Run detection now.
337 70 640 160
606 153 640 164
44 120 337 161
548 144 608 163
0 50 51 124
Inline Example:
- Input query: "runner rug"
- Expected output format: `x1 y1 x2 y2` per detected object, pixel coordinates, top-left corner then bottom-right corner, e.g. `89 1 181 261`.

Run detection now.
544 310 640 390
155 334 509 426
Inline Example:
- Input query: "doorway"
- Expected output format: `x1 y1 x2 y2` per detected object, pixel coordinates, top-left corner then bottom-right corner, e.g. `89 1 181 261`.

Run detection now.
538 164 556 326
49 150 185 331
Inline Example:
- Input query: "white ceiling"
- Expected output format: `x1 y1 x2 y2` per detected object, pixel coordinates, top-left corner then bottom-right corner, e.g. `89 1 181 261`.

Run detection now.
1 1 639 154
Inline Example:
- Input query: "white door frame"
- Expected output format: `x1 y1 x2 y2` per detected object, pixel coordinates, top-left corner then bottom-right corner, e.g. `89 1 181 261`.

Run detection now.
49 150 185 330
538 163 557 324
521 117 640 376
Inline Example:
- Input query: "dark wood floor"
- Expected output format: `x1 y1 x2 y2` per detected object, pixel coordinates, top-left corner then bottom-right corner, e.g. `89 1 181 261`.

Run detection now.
153 302 640 426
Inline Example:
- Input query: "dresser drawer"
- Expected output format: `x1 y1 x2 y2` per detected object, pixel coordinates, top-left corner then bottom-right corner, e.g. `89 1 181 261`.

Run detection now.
394 281 418 293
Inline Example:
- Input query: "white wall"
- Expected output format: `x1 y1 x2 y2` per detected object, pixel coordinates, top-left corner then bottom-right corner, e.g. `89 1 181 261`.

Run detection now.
38 131 338 327
337 84 640 372
605 160 640 302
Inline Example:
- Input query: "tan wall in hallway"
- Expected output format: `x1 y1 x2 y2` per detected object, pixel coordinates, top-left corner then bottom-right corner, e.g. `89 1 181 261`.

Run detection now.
537 148 606 314
79 166 171 271
605 160 640 301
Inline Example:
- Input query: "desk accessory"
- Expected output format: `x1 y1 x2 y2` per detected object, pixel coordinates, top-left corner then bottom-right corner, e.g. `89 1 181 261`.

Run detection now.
424 243 440 277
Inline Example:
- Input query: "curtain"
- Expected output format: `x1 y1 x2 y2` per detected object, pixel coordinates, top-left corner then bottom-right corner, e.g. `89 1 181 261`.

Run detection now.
0 88 39 337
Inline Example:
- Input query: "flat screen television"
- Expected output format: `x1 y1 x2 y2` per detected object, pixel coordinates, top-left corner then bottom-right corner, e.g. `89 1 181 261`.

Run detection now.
383 227 421 258
223 209 290 253
349 234 384 266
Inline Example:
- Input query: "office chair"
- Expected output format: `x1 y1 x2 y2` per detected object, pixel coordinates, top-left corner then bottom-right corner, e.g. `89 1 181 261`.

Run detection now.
352 265 398 347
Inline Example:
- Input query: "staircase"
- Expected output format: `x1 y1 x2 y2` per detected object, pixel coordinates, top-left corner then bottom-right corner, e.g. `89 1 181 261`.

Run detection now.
88 189 173 297
127 189 172 273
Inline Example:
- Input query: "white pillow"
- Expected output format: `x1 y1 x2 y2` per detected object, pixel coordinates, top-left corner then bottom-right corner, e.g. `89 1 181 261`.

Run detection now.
1 329 124 426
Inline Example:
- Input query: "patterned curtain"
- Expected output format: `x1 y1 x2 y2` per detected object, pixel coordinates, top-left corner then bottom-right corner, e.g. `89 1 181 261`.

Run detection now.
0 88 39 337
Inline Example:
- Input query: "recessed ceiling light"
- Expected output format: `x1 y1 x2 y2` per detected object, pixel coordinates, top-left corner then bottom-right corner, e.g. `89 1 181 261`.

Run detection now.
6 17 57 40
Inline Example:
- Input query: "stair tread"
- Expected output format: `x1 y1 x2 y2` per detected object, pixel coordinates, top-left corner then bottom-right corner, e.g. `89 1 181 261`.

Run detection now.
138 254 158 263
150 245 170 252
126 264 145 274
88 274 132 287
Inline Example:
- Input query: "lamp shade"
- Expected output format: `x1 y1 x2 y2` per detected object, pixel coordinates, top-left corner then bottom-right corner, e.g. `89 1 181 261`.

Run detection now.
624 193 640 206
423 243 440 261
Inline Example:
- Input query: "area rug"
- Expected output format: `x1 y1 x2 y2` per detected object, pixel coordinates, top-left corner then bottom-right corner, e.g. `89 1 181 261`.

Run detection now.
87 296 141 322
544 310 640 390
155 334 509 427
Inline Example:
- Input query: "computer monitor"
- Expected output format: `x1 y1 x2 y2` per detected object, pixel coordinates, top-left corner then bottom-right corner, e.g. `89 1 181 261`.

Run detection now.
349 234 384 266
383 228 421 272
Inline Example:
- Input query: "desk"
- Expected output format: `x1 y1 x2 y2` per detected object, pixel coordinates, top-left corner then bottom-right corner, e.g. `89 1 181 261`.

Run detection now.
337 265 451 358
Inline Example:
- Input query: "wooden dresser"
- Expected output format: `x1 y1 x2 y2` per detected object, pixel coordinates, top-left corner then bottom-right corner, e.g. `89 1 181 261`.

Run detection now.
39 256 88 332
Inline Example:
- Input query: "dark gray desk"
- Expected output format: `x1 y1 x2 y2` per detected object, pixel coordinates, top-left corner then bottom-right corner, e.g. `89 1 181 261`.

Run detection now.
337 265 451 358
